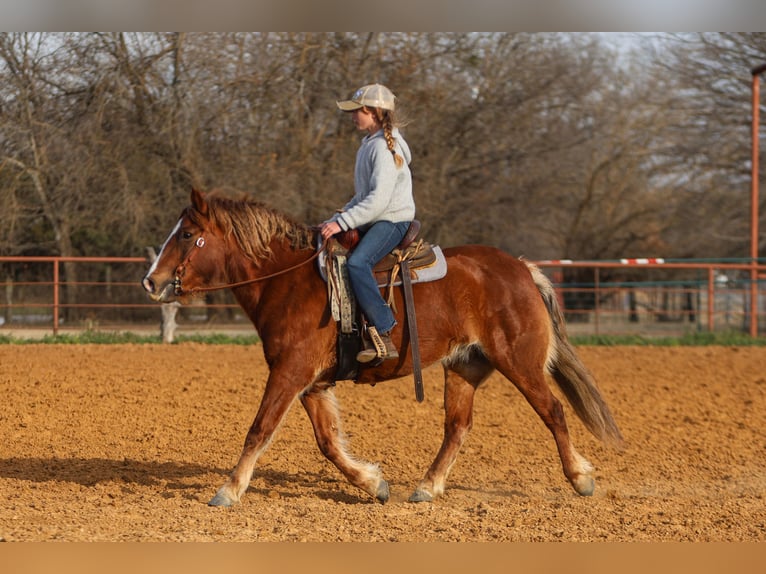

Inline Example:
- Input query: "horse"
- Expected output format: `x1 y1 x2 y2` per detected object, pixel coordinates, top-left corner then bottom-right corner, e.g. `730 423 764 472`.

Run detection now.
142 188 623 507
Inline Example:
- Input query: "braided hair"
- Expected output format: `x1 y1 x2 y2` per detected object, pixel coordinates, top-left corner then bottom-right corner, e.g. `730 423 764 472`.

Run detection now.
371 107 404 169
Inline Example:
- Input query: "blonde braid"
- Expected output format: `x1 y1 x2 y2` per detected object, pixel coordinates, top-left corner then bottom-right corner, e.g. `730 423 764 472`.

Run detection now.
374 108 404 169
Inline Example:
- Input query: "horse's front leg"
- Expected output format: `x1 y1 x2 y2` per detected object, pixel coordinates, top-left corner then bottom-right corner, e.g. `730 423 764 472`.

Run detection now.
410 357 491 502
300 385 389 503
208 369 308 507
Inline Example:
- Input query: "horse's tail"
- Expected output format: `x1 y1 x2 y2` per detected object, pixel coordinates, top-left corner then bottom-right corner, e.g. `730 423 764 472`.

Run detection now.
525 261 624 448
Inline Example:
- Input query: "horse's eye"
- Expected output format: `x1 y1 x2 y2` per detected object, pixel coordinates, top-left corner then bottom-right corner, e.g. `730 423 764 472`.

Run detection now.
182 231 193 240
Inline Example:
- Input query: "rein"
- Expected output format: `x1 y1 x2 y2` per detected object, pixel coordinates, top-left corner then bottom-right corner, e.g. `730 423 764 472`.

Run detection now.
173 233 324 296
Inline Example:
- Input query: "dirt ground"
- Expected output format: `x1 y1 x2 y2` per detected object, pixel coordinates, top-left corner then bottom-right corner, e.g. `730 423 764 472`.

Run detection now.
0 343 764 542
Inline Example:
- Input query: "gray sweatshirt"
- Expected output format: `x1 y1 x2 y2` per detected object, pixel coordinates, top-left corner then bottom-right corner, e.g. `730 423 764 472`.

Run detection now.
332 128 415 232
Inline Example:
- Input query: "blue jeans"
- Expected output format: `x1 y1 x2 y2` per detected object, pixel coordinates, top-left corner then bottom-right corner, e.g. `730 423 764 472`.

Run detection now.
346 220 410 334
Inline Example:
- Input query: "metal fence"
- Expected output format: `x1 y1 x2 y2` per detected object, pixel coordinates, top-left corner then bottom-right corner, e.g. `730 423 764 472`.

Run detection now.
1 255 764 338
537 259 766 337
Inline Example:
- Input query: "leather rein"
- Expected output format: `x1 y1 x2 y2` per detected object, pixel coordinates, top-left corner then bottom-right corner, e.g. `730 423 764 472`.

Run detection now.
173 234 323 296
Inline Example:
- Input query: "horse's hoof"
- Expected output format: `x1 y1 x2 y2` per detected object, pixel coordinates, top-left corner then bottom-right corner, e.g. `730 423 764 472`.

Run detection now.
572 475 595 496
375 480 390 504
208 490 237 507
408 488 433 503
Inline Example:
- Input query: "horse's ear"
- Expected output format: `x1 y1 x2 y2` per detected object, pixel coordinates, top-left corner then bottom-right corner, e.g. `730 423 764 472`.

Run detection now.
191 188 209 216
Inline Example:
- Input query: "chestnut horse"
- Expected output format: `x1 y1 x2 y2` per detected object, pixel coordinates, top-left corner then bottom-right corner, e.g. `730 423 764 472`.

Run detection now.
142 188 623 507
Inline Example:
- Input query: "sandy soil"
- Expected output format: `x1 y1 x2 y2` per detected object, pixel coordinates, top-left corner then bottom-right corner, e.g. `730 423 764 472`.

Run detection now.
0 343 764 542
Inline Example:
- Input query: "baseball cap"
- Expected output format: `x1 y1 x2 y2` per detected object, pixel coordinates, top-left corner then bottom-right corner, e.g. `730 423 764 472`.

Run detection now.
336 83 396 111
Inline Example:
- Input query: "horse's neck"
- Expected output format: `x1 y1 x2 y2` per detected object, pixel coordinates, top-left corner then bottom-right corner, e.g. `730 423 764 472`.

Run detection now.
228 240 319 291
228 240 323 335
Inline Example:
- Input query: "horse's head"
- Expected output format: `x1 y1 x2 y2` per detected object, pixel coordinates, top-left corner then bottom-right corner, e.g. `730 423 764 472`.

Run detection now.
142 188 227 303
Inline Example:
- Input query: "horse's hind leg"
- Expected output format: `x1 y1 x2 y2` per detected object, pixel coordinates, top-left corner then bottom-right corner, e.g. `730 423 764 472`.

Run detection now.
300 384 389 503
410 348 494 502
493 354 595 497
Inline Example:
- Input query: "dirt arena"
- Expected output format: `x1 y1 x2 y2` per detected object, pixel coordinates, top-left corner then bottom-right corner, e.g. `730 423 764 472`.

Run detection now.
0 343 764 542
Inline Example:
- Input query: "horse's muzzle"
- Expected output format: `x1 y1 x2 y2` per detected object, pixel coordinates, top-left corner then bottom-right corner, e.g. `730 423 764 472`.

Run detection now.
141 276 155 294
142 276 176 302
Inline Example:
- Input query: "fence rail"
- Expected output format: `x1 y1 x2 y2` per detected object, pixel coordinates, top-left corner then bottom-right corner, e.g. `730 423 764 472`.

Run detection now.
1 256 764 338
536 259 766 337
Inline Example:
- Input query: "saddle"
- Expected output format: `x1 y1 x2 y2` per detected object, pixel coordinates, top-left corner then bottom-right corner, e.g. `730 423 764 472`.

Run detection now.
336 221 435 273
335 221 437 302
322 220 444 401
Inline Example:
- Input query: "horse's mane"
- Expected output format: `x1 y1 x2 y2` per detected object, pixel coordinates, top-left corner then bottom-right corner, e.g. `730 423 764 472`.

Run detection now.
201 189 315 262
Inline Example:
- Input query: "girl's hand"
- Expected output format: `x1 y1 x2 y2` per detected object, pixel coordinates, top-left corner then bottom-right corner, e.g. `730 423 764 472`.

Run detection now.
320 221 342 240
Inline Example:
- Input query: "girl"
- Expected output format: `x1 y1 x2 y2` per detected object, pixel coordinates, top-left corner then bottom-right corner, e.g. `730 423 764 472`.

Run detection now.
320 83 415 363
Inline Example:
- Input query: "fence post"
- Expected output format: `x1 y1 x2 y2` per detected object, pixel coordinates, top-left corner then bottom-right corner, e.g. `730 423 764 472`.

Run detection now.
146 247 179 342
594 267 600 335
751 64 765 337
53 259 60 335
707 268 715 333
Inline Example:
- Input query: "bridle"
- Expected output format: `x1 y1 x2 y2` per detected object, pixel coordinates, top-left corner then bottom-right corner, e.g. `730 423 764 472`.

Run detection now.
173 233 324 296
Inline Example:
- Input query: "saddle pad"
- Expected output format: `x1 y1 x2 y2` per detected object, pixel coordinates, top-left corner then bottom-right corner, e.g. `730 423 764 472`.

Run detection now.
317 243 448 287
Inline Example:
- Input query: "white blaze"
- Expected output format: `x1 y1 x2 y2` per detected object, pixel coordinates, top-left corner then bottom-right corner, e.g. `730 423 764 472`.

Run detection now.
145 219 182 278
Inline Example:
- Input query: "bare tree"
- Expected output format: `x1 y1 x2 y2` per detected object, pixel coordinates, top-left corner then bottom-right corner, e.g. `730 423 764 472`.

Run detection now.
3 31 765 278
656 33 766 259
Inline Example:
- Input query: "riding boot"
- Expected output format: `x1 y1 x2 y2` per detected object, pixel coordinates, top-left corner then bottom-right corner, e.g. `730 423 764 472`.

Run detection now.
356 327 376 361
356 326 399 363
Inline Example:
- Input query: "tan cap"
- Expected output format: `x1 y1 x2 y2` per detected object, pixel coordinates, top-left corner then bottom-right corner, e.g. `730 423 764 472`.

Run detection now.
336 83 396 111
